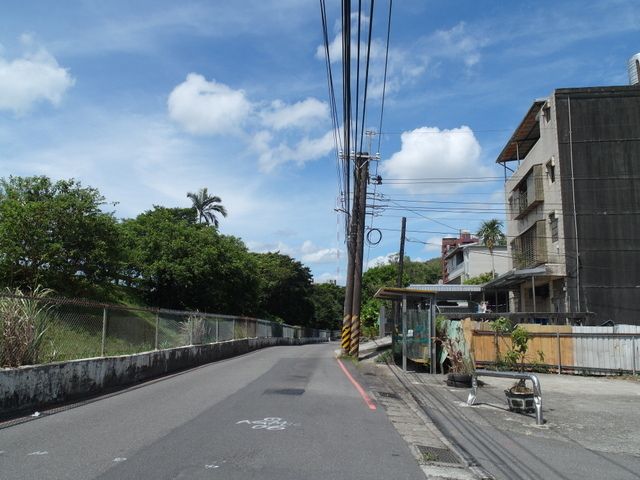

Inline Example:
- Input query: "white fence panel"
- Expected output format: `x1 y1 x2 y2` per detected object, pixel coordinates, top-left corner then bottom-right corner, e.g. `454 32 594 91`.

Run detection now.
573 325 640 374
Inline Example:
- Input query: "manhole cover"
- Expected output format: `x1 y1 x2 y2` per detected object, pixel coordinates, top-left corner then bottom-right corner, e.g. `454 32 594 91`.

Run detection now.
416 445 461 464
377 391 399 399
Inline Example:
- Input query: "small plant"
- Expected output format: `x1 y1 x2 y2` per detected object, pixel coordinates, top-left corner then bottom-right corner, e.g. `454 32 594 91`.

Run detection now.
504 325 530 372
181 314 208 345
489 316 512 366
438 335 474 374
0 286 55 367
435 319 474 376
362 323 379 340
375 348 393 363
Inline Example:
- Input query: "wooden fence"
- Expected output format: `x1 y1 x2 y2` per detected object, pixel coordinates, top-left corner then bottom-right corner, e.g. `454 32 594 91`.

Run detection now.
461 319 640 375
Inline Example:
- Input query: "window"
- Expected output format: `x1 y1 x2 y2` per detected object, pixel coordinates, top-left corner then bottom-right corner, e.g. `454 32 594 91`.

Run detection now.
549 212 558 242
546 158 555 183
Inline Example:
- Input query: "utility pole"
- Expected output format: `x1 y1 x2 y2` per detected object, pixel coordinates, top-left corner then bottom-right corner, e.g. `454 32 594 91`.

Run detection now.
341 150 371 357
340 0 353 356
394 217 406 343
348 152 370 357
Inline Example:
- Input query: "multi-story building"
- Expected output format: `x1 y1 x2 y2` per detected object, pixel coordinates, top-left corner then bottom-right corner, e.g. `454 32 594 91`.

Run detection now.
494 85 640 325
441 230 477 283
444 243 508 285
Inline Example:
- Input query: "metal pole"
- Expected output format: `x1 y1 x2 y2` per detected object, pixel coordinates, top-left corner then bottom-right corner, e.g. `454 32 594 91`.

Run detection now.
155 312 159 350
430 294 437 374
557 329 562 374
101 307 108 357
402 293 407 372
632 336 637 376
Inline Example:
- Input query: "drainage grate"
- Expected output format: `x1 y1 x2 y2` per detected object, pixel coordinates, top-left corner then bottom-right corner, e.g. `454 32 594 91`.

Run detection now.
377 391 400 399
416 445 461 464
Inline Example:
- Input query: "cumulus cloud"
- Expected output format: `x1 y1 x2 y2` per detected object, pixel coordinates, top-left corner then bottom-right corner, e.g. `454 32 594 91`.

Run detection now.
0 35 75 115
167 73 252 135
379 126 485 194
251 129 334 172
300 240 339 265
260 97 329 130
168 74 333 172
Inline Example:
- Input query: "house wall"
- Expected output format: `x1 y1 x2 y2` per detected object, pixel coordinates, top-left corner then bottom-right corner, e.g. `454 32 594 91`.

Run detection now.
554 87 640 324
504 86 640 324
446 246 508 283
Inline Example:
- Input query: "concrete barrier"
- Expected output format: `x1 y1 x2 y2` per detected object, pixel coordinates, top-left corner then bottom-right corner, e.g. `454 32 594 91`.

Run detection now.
0 337 326 416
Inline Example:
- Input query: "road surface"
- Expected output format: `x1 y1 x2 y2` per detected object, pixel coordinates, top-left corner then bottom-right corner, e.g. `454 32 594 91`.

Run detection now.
1 343 427 480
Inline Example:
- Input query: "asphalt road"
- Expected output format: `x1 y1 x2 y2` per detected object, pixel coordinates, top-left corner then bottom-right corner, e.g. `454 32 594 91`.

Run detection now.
0 343 427 480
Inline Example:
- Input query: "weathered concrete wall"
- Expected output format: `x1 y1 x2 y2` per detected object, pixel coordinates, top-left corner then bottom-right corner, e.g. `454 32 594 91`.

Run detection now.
0 337 326 416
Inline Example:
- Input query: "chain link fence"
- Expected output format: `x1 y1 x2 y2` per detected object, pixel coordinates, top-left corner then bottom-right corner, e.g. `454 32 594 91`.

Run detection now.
0 293 330 368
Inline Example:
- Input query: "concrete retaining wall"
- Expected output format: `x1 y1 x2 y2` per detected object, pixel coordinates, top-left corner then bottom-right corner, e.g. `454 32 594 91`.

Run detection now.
0 337 325 416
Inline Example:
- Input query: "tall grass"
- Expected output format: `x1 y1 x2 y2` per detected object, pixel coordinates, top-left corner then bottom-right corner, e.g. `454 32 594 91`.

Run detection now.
0 287 54 367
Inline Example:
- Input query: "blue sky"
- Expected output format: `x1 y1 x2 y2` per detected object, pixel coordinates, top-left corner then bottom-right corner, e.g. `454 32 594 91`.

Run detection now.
1 1 639 284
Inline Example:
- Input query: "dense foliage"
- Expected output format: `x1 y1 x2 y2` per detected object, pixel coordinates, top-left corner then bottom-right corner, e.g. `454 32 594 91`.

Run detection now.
0 175 345 329
0 176 123 297
0 175 445 331
359 255 442 330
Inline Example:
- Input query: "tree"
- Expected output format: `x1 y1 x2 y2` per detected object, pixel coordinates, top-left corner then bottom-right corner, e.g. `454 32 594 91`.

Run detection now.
359 256 442 329
477 219 506 278
120 206 259 314
463 272 495 285
187 188 227 227
0 175 123 296
310 282 345 330
251 252 314 326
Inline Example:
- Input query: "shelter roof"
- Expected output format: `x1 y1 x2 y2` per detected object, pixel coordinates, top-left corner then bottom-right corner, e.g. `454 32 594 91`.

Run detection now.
374 287 436 301
495 99 545 163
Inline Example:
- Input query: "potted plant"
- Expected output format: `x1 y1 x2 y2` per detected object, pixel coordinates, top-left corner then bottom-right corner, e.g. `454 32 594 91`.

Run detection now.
503 325 536 413
443 337 475 387
436 319 474 387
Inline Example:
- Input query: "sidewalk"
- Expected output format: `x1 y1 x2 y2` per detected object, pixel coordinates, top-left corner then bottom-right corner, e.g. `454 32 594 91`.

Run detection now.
357 341 640 480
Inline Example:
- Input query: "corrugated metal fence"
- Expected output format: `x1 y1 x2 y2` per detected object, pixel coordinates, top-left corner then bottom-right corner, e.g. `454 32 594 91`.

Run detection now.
465 319 640 375
0 293 332 368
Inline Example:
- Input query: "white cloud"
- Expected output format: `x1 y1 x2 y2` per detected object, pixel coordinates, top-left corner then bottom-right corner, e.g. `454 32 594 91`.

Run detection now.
300 240 339 264
252 129 335 172
0 35 75 115
427 22 485 67
380 126 485 194
245 239 339 266
260 98 329 130
422 236 444 253
168 73 252 135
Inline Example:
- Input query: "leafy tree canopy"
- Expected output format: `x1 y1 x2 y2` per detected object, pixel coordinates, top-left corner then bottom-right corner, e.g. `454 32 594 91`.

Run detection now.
359 255 442 326
251 252 314 326
310 282 345 330
0 175 122 296
463 272 495 285
120 206 259 314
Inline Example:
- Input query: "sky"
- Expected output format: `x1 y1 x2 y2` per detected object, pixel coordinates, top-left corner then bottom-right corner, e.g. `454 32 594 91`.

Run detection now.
1 0 639 285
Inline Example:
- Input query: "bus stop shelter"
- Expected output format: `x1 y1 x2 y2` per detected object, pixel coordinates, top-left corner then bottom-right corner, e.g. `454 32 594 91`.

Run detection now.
374 287 437 373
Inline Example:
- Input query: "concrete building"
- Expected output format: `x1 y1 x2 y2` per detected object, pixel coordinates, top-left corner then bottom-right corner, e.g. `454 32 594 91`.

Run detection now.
441 230 477 283
494 85 640 325
444 243 508 285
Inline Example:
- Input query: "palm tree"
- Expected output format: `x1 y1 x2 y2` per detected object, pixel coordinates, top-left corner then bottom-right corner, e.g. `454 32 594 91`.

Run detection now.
187 188 227 227
477 219 506 278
